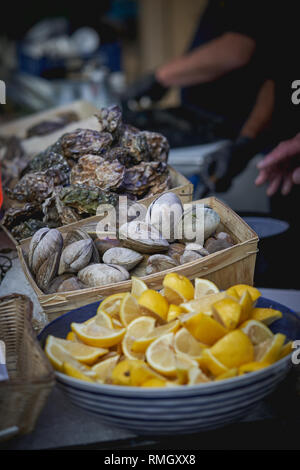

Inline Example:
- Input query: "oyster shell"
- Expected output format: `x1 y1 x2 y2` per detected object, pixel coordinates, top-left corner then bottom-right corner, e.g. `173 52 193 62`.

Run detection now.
58 239 94 274
7 171 55 203
118 128 150 164
103 147 136 168
140 131 169 162
59 184 118 215
2 203 43 231
146 192 183 242
145 254 178 275
119 220 169 254
42 188 80 226
60 129 113 160
24 151 70 186
144 171 172 198
70 154 125 191
120 161 169 198
78 263 130 287
102 247 143 271
96 105 122 135
11 219 48 241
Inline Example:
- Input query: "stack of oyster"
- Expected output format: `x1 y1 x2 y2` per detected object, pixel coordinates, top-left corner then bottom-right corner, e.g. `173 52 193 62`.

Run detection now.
27 193 234 294
2 105 172 241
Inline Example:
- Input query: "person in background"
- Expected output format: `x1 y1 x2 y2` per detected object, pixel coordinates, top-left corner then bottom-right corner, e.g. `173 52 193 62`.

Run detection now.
123 0 273 191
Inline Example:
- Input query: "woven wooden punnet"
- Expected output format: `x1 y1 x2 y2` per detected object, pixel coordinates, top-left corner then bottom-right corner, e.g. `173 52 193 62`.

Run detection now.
17 197 258 322
0 294 55 440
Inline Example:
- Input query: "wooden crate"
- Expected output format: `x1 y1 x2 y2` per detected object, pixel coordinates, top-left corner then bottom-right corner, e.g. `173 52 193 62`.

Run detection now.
17 197 258 322
1 164 193 246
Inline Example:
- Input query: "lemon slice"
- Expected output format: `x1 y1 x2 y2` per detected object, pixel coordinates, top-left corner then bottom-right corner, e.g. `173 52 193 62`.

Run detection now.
254 333 286 363
212 297 242 330
174 327 206 362
122 316 156 360
111 359 165 386
167 304 184 322
45 336 95 375
120 293 141 326
238 290 254 324
181 312 227 345
175 354 199 384
146 333 178 377
226 284 261 303
131 320 180 353
250 308 283 325
215 368 238 381
200 349 228 376
138 289 169 322
209 330 254 369
240 319 273 346
187 366 211 385
97 293 127 318
278 341 293 360
71 321 126 348
163 273 194 305
180 291 227 315
131 276 148 298
85 310 114 329
92 355 120 382
239 361 270 375
63 362 95 382
47 336 108 365
194 278 219 298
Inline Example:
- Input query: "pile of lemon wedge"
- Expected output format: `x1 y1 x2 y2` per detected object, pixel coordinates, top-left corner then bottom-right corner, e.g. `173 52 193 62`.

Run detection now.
45 274 292 387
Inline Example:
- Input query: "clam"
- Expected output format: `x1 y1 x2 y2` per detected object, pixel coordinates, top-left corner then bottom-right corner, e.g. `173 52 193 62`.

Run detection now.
145 254 178 275
58 239 94 275
180 250 203 264
30 228 63 275
94 237 122 256
179 205 220 243
78 263 130 288
118 220 169 254
145 192 183 242
102 247 143 271
63 228 99 263
28 227 50 270
45 274 74 294
57 276 85 292
167 242 186 263
130 255 149 277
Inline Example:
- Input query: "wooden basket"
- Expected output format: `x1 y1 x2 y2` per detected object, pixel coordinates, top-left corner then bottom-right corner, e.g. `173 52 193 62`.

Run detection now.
0 294 55 441
17 197 258 322
1 164 193 246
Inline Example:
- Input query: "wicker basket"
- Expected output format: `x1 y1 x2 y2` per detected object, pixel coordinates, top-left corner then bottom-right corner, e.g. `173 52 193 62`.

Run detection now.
0 294 55 441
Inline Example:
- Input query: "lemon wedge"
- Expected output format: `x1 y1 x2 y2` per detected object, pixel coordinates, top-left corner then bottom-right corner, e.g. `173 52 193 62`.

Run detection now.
250 308 283 325
131 320 180 353
92 355 120 382
209 330 254 369
71 321 126 348
174 327 206 362
194 278 219 298
212 297 242 330
131 276 148 298
122 316 156 360
240 319 273 346
181 312 227 345
254 333 286 363
120 293 141 326
97 292 127 319
63 362 95 382
163 273 194 305
138 289 169 322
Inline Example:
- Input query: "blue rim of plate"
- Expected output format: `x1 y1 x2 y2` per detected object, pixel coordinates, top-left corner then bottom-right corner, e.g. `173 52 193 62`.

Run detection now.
38 297 300 393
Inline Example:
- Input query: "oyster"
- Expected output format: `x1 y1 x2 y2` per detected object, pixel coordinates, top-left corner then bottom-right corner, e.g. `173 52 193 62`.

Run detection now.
103 147 136 168
24 151 70 186
102 247 143 271
7 171 55 203
118 128 150 164
42 189 80 226
120 161 169 198
140 131 169 162
59 184 118 215
60 129 113 160
145 254 178 275
58 239 94 274
70 154 125 191
146 192 183 242
0 136 27 187
11 219 48 241
78 263 130 288
144 171 172 198
96 105 122 135
119 220 169 254
2 203 43 231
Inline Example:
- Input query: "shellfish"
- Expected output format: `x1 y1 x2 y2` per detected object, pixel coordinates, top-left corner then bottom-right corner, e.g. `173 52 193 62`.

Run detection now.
118 220 169 254
78 263 130 288
102 247 143 271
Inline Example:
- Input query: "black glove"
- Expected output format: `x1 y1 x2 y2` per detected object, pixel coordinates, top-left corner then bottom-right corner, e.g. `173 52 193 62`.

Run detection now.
122 73 169 110
200 136 257 193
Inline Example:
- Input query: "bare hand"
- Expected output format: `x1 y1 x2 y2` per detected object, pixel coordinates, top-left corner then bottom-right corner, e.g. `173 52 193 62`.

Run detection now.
255 133 300 196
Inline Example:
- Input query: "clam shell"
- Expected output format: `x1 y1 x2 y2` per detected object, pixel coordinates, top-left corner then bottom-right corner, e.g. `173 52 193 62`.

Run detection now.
78 263 130 288
58 239 94 275
145 192 183 242
145 254 178 275
31 228 63 275
179 205 220 243
28 227 49 270
57 276 85 292
63 228 99 263
94 237 122 256
36 251 61 291
119 220 169 254
180 250 203 264
102 247 143 271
